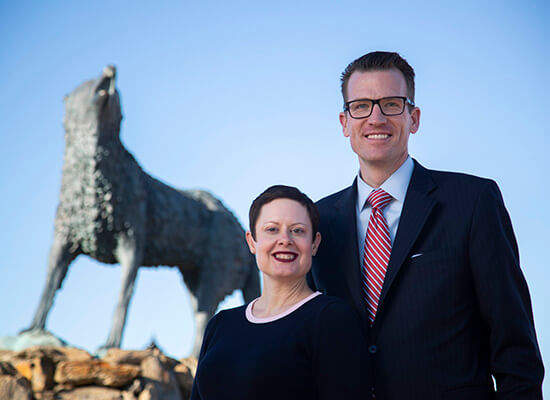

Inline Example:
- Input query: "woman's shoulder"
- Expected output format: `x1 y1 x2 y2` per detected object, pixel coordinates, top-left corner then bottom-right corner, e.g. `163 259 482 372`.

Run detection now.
215 304 247 319
206 304 248 330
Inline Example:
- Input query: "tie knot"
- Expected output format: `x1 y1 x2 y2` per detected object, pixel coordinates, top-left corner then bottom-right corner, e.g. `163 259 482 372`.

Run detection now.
367 189 392 210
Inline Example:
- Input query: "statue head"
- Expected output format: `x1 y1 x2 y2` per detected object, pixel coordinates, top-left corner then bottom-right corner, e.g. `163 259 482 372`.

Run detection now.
63 65 123 139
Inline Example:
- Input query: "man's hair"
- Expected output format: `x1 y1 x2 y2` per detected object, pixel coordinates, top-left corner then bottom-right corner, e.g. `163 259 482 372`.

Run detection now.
340 51 416 103
249 185 320 242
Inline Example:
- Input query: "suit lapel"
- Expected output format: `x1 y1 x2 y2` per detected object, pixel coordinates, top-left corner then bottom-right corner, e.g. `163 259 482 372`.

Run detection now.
330 180 366 320
377 160 437 316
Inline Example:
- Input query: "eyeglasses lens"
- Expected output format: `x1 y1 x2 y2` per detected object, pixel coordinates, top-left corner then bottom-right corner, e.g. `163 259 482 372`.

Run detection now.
348 97 405 118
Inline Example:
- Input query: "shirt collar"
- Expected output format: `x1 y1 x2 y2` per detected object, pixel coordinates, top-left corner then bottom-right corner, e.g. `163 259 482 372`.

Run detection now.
356 156 414 210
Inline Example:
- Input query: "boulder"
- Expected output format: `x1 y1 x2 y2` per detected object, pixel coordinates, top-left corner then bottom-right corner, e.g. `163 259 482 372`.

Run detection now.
55 386 124 400
0 361 33 400
0 349 16 363
55 359 140 387
173 363 194 399
0 375 33 400
137 382 159 400
102 348 151 366
11 353 54 392
140 355 182 400
0 345 197 399
17 346 93 363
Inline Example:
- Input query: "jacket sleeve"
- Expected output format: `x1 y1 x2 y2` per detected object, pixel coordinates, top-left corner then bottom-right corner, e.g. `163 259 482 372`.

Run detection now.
313 299 370 400
468 180 544 399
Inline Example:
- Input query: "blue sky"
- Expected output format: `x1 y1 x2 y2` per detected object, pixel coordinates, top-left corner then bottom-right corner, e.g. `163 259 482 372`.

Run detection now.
1 0 548 394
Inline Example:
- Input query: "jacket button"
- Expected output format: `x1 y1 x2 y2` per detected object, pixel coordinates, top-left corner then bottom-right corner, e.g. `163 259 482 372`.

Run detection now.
368 345 377 354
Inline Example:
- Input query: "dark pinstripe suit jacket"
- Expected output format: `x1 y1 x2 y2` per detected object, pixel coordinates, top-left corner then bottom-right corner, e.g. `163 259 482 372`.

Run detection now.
309 159 543 399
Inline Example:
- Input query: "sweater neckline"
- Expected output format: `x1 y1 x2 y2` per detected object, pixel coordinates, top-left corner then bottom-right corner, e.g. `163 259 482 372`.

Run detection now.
245 291 322 324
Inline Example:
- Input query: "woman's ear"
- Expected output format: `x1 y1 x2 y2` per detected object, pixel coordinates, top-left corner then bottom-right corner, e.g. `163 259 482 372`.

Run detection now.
245 231 257 254
311 232 322 256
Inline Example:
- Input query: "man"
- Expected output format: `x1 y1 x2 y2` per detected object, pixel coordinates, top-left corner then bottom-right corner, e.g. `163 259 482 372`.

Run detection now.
309 51 544 399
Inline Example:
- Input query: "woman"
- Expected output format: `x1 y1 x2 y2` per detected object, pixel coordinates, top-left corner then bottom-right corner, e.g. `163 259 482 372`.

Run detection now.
191 185 369 400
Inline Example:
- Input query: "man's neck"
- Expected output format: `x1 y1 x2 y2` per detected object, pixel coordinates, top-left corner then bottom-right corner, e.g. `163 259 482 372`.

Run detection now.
359 157 408 188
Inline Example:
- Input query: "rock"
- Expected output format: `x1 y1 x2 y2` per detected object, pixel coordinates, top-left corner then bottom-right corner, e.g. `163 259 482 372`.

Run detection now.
125 378 143 396
140 356 167 383
173 363 194 399
0 345 196 399
11 359 32 380
11 352 55 392
137 382 159 400
0 362 33 400
5 346 91 394
0 375 33 400
34 391 56 400
0 349 16 363
102 348 150 366
178 357 197 376
122 391 138 400
55 386 124 400
15 346 92 363
55 360 140 387
0 360 18 375
57 346 93 361
140 356 182 400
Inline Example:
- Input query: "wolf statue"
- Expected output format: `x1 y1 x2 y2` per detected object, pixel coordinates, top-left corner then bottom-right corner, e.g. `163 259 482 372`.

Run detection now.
26 65 260 356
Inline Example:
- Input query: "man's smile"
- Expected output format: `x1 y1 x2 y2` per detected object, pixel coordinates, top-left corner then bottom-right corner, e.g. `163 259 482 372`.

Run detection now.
366 133 391 139
365 132 392 140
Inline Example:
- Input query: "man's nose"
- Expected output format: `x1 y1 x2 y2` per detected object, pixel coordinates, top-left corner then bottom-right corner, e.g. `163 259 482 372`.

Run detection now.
368 103 387 123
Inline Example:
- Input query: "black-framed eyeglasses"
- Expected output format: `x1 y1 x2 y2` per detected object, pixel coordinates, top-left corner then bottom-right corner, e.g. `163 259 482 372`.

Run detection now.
343 96 415 119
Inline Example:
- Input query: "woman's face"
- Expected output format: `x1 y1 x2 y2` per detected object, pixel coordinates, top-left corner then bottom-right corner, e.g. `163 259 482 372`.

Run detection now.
246 198 321 283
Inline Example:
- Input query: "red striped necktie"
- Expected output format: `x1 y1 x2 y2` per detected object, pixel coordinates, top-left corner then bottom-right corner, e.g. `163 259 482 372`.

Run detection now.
362 189 393 325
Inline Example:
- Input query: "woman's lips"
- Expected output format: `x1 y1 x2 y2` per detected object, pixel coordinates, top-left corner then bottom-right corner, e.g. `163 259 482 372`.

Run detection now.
272 252 298 262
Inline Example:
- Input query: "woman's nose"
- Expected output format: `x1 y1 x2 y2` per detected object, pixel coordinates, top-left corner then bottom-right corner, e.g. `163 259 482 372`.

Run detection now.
277 231 293 245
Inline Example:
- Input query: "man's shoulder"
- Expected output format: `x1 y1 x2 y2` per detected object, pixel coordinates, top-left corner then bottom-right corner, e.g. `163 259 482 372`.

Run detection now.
414 162 506 211
315 184 354 209
415 161 498 191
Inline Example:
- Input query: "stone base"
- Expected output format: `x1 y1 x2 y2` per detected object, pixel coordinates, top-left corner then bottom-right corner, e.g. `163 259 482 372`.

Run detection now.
0 345 197 400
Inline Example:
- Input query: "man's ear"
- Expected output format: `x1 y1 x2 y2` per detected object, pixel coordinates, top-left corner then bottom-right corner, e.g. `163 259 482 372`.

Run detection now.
245 231 256 254
340 112 350 137
312 232 322 256
410 107 421 134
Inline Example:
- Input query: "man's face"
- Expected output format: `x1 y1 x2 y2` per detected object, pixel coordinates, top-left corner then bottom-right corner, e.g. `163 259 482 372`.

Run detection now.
340 69 420 178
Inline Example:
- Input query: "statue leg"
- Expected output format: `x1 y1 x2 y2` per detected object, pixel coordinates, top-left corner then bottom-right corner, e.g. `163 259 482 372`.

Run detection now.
176 264 216 356
188 289 214 357
28 233 78 330
103 236 142 348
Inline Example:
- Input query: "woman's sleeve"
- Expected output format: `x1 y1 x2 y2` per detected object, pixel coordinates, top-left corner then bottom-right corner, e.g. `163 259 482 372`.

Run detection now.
313 300 370 400
190 313 220 400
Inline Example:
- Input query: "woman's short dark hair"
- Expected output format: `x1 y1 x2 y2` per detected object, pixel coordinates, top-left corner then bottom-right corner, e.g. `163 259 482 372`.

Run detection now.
249 185 320 242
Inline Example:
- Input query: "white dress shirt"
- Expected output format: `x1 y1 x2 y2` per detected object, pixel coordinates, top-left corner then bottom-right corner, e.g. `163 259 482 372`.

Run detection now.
356 156 414 265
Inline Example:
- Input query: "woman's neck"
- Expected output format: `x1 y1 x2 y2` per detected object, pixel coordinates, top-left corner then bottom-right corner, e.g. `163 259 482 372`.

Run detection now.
253 277 313 318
